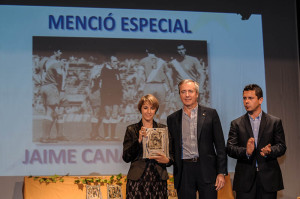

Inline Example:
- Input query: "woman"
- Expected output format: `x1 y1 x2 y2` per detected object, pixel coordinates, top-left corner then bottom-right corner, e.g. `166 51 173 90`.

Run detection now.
122 94 172 198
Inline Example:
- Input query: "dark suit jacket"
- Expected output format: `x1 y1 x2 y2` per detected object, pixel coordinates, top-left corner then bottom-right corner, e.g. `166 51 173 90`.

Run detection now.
227 111 286 192
122 120 172 181
167 105 228 189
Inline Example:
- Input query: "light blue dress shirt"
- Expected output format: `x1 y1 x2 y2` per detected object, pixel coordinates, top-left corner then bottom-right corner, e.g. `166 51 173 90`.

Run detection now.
182 105 199 159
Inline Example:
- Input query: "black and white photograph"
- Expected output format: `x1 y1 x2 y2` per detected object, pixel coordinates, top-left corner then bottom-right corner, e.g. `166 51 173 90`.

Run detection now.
32 37 209 144
86 185 102 199
107 184 122 199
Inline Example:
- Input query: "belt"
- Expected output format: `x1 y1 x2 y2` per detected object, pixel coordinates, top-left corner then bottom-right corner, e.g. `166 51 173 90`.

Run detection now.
182 157 199 162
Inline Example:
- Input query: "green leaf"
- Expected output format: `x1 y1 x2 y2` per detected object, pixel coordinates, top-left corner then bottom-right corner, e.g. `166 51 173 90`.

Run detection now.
95 178 100 183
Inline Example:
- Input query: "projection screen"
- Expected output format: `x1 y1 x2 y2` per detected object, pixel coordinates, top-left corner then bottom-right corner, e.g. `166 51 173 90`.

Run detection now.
0 5 266 176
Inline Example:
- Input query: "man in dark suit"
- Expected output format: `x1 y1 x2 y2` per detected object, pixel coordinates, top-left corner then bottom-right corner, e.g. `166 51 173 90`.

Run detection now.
227 84 286 199
167 79 227 199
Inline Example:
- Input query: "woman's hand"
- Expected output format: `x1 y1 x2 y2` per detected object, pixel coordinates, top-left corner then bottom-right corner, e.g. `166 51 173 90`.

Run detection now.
138 126 147 143
149 152 170 164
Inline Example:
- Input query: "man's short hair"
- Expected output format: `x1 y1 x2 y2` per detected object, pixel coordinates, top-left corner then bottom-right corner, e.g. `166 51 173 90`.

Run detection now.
177 44 185 50
178 79 199 94
137 94 159 113
243 84 263 99
146 47 156 54
54 50 62 55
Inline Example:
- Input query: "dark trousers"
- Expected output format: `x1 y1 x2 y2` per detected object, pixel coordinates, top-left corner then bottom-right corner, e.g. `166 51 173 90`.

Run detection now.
177 161 217 199
236 171 277 199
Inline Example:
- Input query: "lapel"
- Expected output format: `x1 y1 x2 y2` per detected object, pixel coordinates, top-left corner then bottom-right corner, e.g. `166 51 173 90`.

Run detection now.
177 110 183 146
243 113 254 138
152 120 158 128
197 105 206 140
257 111 267 146
136 120 143 137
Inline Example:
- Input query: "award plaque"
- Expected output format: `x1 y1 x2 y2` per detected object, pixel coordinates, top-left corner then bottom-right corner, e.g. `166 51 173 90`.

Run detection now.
86 185 102 199
142 127 169 158
107 184 123 199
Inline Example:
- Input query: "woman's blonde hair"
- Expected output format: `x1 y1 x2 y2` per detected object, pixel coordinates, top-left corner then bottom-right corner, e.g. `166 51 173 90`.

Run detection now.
137 94 159 113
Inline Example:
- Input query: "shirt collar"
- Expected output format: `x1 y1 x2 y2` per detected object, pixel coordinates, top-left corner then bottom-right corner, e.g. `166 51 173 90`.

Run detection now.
183 104 198 116
248 111 262 121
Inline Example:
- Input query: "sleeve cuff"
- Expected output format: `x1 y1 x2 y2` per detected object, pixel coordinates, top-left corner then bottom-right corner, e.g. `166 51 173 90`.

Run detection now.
246 152 251 159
